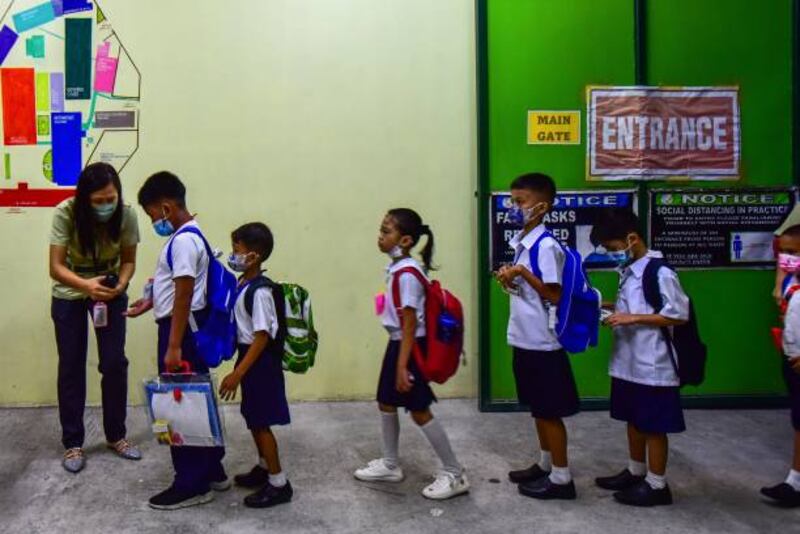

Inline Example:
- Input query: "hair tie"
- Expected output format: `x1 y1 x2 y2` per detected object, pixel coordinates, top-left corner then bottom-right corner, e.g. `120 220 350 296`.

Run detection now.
420 224 430 234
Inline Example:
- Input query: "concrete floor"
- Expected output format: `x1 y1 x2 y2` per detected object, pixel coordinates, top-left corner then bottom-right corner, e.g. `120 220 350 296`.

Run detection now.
0 400 798 534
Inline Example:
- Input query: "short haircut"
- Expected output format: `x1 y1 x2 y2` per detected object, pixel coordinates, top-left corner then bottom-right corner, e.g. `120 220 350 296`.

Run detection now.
138 171 186 208
231 222 274 262
590 207 643 245
781 224 800 240
510 172 556 203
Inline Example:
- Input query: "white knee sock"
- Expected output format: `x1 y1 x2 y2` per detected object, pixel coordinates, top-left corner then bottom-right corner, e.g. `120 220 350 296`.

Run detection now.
381 411 400 469
420 419 462 477
539 450 552 471
628 459 647 477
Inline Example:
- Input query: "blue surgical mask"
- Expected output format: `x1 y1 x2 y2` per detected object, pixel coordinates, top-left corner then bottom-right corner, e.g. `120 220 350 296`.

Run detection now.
152 218 175 237
508 202 547 227
93 201 117 222
608 243 633 268
227 253 250 272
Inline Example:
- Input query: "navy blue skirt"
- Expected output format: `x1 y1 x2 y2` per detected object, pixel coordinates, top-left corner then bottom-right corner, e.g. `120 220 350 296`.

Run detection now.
782 358 800 431
610 377 685 434
376 339 436 412
512 347 580 419
236 344 290 430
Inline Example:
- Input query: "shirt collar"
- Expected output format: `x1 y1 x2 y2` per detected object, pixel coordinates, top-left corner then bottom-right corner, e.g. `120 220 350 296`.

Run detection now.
509 223 547 251
387 257 423 274
624 249 664 279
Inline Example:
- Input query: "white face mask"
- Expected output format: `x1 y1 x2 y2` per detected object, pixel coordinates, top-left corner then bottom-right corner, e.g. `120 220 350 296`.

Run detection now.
388 245 405 260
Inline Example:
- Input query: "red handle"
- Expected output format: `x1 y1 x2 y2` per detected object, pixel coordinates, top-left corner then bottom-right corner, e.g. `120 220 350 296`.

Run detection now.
165 360 192 374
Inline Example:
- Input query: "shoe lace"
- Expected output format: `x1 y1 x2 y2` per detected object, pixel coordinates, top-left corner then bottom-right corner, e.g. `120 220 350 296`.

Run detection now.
64 448 83 460
430 471 456 491
367 459 386 470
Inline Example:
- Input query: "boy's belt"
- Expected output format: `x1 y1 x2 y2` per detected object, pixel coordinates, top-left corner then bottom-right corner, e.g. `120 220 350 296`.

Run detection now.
68 261 115 274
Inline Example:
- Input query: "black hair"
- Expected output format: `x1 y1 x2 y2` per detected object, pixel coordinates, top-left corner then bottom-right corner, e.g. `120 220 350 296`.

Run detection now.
387 208 436 272
74 162 123 256
590 207 644 245
781 224 800 239
137 171 186 208
231 222 274 262
510 172 556 203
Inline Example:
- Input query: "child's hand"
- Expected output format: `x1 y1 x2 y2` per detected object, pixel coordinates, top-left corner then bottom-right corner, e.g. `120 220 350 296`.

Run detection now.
163 347 182 372
496 264 523 287
124 298 153 318
605 313 639 327
219 372 241 401
395 365 413 393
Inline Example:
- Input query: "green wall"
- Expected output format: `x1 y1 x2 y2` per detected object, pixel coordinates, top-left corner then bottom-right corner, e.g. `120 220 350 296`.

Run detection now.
479 0 795 407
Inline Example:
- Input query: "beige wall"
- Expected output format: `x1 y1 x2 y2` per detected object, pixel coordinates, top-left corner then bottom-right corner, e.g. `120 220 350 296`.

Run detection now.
0 0 477 405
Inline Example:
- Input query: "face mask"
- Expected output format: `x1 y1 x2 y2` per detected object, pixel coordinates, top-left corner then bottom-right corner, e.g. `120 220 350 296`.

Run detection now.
388 245 405 260
227 253 251 272
152 218 175 237
608 248 632 267
779 253 800 273
93 201 117 222
508 202 547 227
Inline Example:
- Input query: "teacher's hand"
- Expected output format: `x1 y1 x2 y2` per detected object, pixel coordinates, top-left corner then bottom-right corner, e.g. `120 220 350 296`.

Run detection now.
83 276 116 302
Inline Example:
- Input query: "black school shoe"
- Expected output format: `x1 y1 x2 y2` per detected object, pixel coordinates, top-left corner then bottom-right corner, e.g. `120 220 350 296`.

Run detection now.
244 481 294 508
235 465 271 488
595 469 645 491
509 463 550 484
148 485 214 510
613 480 672 507
518 476 576 500
760 483 800 508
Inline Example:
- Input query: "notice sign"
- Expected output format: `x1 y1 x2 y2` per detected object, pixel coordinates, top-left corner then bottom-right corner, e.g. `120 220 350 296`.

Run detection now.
648 188 797 269
527 110 580 145
587 86 740 181
490 189 637 272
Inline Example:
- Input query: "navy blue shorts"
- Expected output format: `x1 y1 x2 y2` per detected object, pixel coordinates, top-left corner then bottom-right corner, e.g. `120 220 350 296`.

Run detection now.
376 339 436 412
782 358 800 431
512 347 580 419
610 378 686 434
236 344 290 430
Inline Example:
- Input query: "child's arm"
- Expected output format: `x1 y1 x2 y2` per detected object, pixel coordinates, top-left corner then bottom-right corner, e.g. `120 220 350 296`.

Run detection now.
164 276 194 370
607 268 689 328
219 331 269 400
784 293 800 373
396 307 417 393
775 268 788 306
512 265 562 303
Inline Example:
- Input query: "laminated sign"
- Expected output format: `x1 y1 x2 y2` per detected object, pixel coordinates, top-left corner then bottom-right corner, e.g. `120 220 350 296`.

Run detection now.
587 86 740 181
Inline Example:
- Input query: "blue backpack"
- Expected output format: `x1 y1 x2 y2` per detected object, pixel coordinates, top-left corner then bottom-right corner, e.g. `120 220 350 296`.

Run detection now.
167 226 238 368
529 231 600 353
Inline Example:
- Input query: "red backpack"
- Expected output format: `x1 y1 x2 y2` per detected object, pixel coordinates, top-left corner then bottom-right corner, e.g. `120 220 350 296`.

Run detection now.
391 267 464 384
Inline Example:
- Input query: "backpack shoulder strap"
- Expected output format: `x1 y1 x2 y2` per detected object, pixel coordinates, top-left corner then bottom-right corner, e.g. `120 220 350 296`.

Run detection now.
166 226 213 271
641 257 681 378
642 257 668 313
390 266 429 323
244 275 287 344
527 230 555 280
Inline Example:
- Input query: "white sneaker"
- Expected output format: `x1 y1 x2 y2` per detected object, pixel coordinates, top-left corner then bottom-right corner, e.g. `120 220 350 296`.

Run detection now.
422 471 470 500
354 459 404 482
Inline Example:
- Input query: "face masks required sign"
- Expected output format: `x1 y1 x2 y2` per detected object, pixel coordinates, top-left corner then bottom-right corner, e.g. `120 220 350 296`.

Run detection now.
648 188 797 269
586 86 740 181
490 190 638 272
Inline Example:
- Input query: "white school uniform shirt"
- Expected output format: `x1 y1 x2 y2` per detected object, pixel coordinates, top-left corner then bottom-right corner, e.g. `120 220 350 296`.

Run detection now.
782 274 800 357
506 224 565 351
234 282 280 345
152 220 209 320
382 257 427 340
609 250 690 387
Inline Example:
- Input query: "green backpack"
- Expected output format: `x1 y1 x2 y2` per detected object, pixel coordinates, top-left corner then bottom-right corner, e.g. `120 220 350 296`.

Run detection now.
245 276 318 373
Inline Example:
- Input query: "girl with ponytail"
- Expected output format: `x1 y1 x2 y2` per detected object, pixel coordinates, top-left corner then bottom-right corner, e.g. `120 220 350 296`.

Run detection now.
353 208 469 500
